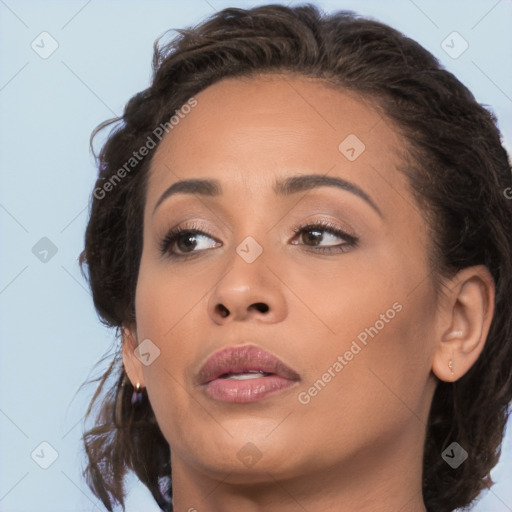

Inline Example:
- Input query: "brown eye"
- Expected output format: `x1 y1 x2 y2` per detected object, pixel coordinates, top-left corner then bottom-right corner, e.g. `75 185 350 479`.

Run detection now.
160 225 219 258
291 221 358 253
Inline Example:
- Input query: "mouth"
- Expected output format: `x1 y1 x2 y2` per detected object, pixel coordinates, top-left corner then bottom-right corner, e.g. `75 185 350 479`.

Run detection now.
197 345 300 403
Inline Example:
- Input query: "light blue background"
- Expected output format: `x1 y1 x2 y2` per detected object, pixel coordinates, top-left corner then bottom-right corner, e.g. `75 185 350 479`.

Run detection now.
1 1 511 511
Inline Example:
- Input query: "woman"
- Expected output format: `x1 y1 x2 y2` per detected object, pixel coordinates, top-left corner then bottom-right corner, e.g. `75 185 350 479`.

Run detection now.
79 4 512 512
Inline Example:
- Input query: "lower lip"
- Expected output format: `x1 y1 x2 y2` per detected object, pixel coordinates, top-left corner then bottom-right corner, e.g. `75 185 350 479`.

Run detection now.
203 375 298 403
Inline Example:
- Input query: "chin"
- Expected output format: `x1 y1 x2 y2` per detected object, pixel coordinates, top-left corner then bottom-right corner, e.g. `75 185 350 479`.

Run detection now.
176 431 303 479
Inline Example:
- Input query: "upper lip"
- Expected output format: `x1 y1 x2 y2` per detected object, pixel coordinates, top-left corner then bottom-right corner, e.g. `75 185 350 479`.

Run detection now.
197 344 301 385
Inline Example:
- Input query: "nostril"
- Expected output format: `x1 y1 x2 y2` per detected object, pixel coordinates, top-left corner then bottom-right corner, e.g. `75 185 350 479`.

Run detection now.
252 302 269 313
215 304 229 317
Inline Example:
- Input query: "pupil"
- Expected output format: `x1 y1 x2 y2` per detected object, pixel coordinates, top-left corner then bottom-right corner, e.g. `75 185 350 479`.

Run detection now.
178 234 196 252
305 230 322 245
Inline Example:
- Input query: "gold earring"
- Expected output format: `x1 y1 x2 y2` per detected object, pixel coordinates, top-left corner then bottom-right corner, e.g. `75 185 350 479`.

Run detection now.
448 359 454 376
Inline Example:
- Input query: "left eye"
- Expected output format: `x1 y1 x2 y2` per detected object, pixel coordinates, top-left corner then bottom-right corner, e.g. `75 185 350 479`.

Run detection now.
290 222 358 252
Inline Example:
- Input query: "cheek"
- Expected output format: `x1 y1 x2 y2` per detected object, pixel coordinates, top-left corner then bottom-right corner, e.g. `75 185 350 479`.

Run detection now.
288 258 436 443
134 252 211 340
133 256 207 382
133 264 209 445
287 302 435 469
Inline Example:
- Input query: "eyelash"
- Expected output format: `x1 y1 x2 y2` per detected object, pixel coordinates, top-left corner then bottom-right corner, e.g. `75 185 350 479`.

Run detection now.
159 220 358 259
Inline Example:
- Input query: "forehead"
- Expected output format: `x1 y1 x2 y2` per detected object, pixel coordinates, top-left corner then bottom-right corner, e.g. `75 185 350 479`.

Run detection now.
147 74 407 208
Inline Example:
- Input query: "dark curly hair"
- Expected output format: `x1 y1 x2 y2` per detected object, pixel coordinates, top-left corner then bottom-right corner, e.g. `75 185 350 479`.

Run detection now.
78 4 512 512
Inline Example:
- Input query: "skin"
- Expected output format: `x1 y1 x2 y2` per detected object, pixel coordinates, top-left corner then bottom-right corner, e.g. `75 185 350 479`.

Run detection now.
123 74 495 512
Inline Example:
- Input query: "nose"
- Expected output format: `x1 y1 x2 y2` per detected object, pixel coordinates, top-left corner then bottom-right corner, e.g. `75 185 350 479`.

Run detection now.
207 255 287 324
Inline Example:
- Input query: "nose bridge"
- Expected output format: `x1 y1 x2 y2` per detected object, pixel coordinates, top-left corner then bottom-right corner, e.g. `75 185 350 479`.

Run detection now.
224 197 277 259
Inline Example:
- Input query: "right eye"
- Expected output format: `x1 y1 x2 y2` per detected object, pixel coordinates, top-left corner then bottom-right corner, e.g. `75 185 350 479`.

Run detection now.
159 224 220 259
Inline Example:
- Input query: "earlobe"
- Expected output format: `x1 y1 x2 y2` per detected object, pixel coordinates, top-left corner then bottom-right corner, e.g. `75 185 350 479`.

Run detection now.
121 326 146 388
432 265 495 382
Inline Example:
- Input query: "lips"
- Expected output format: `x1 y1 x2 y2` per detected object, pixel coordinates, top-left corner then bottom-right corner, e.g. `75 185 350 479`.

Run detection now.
197 344 300 403
197 345 300 384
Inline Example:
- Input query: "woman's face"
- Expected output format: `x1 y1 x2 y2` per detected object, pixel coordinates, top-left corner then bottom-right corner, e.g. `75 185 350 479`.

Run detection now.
126 75 441 485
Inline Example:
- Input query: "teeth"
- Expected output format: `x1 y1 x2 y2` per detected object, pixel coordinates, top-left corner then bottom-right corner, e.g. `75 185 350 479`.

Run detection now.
223 371 269 380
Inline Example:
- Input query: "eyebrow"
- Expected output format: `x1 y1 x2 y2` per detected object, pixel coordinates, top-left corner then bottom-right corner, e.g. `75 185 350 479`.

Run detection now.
152 174 382 217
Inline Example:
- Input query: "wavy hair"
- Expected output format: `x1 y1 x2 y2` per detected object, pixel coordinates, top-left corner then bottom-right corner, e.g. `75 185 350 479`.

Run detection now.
78 4 512 511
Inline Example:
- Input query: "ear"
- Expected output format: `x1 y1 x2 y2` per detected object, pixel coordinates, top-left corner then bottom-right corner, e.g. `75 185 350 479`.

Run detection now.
432 265 495 382
121 325 146 388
